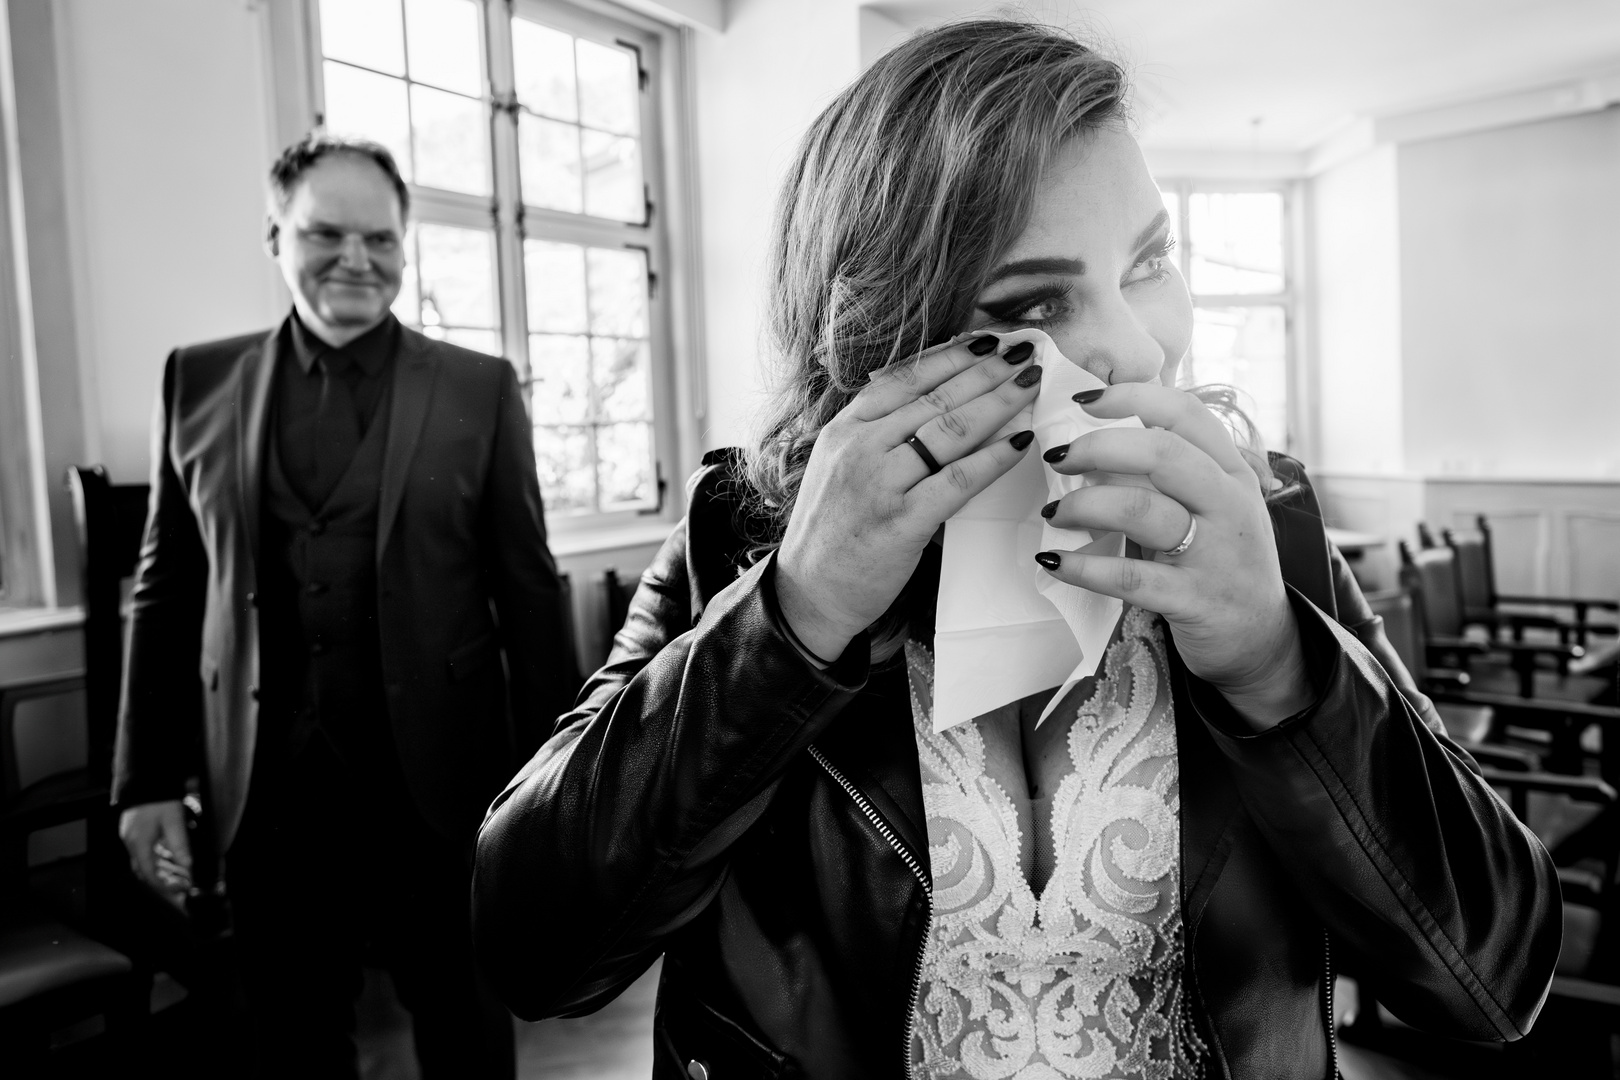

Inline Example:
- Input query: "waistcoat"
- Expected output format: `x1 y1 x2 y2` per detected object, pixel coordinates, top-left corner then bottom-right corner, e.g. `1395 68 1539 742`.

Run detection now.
258 375 394 773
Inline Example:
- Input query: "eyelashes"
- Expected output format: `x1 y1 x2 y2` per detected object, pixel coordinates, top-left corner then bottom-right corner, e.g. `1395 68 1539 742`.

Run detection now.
975 234 1178 327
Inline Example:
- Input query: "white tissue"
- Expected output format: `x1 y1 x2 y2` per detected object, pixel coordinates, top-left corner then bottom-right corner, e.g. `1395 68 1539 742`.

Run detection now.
931 328 1150 733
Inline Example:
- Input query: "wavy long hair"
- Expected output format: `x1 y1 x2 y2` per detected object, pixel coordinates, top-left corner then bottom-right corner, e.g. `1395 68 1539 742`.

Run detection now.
743 19 1276 551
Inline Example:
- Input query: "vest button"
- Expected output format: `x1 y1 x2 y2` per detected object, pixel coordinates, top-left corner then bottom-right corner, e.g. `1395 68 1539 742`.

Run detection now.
310 641 327 656
308 520 326 536
249 686 260 701
306 582 328 596
686 1061 710 1080
245 591 257 606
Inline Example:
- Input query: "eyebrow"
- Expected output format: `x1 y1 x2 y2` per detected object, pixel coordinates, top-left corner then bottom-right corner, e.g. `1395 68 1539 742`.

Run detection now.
982 208 1172 286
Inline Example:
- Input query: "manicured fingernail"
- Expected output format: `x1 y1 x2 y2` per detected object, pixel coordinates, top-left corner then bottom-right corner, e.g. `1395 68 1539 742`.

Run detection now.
1014 364 1043 388
1009 429 1035 451
968 334 1000 356
1043 445 1068 463
1034 551 1062 570
1040 500 1059 519
1003 341 1035 364
1073 389 1105 405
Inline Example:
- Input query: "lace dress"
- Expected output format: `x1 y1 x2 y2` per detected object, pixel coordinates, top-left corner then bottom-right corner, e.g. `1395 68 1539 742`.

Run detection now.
906 607 1205 1080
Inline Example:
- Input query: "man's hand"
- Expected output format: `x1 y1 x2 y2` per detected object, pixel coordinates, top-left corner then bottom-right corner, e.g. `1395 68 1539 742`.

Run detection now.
119 800 193 910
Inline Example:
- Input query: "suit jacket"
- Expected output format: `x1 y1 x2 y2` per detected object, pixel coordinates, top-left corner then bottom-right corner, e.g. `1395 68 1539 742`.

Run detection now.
473 451 1559 1079
114 317 577 850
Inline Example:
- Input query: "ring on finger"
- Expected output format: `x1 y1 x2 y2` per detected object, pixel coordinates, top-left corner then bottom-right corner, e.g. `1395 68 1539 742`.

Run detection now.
1163 516 1197 557
905 433 943 475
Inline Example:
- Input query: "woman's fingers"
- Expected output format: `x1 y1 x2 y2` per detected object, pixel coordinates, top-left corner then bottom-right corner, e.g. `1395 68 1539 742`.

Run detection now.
1068 382 1253 481
849 332 1010 420
1055 426 1234 515
1033 547 1189 616
1044 483 1194 554
905 428 1036 520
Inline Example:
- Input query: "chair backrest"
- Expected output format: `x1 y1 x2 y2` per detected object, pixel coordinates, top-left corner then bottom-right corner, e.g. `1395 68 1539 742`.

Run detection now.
1443 526 1493 617
601 568 638 664
1364 588 1422 679
1416 521 1439 549
1400 539 1466 638
65 466 150 784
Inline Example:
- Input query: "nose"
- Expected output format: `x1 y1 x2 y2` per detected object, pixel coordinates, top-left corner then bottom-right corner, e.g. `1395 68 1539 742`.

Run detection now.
337 233 370 271
1067 294 1165 386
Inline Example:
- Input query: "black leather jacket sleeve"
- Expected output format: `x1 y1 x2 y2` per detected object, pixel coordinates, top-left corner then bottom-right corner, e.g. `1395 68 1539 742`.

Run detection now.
1182 584 1561 1040
473 525 870 1019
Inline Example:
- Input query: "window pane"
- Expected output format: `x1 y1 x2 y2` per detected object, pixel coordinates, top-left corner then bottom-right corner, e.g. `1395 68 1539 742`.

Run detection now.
581 130 642 222
529 335 591 424
416 224 497 330
512 18 577 121
1189 192 1284 295
323 62 413 182
320 0 404 77
405 0 483 97
534 425 595 513
593 338 651 422
575 39 639 136
1189 305 1288 451
410 84 490 195
597 423 654 508
525 241 587 334
519 115 582 213
585 249 647 337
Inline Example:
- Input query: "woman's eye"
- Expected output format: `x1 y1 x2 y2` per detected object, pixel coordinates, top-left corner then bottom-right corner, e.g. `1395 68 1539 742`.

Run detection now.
1126 239 1176 286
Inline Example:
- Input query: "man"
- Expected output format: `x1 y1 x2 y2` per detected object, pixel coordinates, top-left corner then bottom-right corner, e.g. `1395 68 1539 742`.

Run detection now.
113 133 575 1077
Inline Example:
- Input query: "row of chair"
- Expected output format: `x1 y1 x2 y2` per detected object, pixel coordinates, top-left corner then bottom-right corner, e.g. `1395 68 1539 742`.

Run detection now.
1344 516 1620 1072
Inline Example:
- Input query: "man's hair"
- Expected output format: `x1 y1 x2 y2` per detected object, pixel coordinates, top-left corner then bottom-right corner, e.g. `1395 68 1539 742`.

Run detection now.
268 132 411 218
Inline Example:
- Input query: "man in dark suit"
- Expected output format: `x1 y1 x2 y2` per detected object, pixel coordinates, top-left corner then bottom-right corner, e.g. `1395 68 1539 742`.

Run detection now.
113 133 574 1077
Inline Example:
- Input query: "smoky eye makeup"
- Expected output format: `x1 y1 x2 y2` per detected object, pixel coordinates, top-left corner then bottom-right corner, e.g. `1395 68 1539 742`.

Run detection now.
977 282 1075 325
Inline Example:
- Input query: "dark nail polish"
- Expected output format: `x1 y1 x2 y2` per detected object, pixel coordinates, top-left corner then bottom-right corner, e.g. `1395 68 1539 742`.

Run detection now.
968 334 999 356
1040 500 1059 519
1073 388 1105 405
1034 551 1062 570
1003 341 1035 364
1009 429 1035 451
1014 364 1043 388
1043 445 1068 463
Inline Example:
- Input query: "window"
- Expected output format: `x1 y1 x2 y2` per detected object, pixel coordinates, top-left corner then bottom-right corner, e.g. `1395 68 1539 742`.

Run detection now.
1159 183 1297 453
308 0 680 528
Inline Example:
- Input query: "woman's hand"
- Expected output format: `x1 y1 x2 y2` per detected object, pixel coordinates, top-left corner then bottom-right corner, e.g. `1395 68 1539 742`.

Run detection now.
1038 384 1311 728
775 335 1043 663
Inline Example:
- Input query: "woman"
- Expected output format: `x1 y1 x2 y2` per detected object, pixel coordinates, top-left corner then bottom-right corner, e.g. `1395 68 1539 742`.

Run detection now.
474 20 1558 1079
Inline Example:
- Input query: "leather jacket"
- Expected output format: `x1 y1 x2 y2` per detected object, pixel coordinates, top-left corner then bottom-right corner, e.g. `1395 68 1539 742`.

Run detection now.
474 451 1560 1079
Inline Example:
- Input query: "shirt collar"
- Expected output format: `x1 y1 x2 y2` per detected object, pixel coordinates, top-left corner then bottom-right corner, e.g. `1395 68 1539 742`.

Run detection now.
288 311 399 378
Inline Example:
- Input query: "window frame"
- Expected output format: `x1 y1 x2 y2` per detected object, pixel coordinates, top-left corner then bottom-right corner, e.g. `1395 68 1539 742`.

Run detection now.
283 0 699 536
1158 177 1304 456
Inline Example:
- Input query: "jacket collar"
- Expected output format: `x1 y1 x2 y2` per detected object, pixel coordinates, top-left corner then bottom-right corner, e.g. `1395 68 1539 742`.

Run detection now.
235 317 440 565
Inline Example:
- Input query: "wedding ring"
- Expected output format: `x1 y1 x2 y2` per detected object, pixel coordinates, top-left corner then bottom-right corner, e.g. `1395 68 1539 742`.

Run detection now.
905 433 943 475
1164 516 1197 557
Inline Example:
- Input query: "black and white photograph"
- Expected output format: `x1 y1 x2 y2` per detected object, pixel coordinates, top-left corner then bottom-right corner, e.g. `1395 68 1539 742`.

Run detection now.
0 0 1616 1077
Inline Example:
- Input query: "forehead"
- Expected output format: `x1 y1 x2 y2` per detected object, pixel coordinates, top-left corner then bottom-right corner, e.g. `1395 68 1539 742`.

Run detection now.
1002 127 1163 259
282 154 404 229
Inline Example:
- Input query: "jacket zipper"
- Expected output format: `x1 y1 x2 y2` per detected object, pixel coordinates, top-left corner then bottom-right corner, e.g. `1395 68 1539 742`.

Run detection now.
807 745 932 1080
1323 929 1339 1079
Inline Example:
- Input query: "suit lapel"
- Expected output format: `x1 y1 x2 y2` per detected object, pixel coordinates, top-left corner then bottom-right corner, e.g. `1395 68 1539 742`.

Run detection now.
377 327 440 560
236 324 283 570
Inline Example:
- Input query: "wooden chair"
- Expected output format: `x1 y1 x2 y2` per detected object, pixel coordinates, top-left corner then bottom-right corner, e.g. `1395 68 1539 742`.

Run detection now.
1447 515 1619 652
601 567 638 664
0 674 142 1066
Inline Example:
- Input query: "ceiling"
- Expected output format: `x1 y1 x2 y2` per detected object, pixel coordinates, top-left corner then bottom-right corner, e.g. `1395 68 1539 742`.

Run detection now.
867 0 1620 151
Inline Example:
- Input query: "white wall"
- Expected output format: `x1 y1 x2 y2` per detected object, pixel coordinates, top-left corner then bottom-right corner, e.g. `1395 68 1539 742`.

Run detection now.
55 0 282 483
689 0 865 450
1312 144 1403 474
1397 107 1620 479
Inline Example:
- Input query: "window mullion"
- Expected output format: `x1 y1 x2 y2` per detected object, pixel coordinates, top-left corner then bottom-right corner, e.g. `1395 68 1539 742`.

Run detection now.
484 0 528 379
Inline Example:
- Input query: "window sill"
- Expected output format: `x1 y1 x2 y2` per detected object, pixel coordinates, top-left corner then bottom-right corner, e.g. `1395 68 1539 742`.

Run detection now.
548 520 675 559
0 607 85 641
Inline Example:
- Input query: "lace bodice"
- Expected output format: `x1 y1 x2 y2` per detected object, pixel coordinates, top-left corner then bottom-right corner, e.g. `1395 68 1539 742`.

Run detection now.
906 607 1204 1080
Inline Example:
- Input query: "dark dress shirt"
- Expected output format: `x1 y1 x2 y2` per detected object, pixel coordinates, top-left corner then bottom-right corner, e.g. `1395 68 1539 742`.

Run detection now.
275 313 398 508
